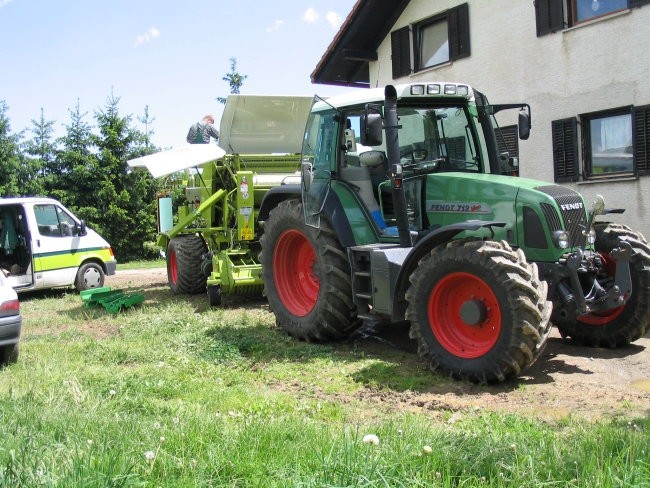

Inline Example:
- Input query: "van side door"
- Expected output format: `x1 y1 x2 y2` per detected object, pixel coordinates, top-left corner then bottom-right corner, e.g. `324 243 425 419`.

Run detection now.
32 203 81 287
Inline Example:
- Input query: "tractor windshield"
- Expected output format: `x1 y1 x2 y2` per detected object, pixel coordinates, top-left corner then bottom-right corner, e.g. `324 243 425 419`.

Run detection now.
395 105 483 173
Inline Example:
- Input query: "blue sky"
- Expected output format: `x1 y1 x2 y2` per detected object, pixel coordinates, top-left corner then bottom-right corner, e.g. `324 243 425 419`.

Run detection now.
0 0 357 148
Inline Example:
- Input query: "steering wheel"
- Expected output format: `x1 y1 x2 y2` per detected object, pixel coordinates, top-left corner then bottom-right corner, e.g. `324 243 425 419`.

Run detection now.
400 148 429 165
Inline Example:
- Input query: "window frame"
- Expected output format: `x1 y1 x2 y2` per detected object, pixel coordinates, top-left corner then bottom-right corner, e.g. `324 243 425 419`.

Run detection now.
551 104 650 183
390 3 470 79
570 0 628 25
536 0 650 36
582 107 634 179
413 12 450 72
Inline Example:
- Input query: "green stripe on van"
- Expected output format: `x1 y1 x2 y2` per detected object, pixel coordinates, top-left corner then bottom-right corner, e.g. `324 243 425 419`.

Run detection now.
33 248 113 273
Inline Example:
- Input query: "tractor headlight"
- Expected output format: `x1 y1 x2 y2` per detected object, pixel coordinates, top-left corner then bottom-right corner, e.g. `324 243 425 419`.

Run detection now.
553 230 570 249
587 228 596 245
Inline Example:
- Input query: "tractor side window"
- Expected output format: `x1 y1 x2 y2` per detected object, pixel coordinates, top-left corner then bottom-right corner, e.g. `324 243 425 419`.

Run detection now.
34 204 79 237
302 109 339 228
302 109 338 174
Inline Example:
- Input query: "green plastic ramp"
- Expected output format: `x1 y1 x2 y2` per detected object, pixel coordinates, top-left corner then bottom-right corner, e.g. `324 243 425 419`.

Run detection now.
80 287 145 313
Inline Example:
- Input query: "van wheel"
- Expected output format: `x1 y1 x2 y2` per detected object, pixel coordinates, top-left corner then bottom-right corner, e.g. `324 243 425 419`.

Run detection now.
75 262 105 291
0 344 19 366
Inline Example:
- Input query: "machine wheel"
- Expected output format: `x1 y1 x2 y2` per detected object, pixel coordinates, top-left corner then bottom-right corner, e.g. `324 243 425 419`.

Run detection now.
167 235 207 295
0 343 19 366
260 199 359 341
75 262 105 291
406 239 552 383
555 223 650 347
207 285 222 307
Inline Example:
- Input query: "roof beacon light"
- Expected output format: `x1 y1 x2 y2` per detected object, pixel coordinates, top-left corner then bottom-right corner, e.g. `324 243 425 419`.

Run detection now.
427 84 441 94
457 85 469 96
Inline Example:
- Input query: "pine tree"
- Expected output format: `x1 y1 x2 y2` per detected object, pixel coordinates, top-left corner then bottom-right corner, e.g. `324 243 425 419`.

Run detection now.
22 108 57 196
0 101 23 196
216 57 248 104
90 90 159 261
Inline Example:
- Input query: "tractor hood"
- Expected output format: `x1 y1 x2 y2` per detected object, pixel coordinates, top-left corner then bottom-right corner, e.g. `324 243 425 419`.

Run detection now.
218 94 313 154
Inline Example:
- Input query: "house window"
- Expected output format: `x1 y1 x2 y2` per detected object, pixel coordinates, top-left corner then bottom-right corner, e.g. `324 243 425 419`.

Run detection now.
390 3 470 79
585 110 632 176
573 0 627 23
536 0 650 36
415 16 450 70
551 105 650 182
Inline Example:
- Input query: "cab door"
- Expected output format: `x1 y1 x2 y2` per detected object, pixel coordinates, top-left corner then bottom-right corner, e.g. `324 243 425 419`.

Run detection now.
301 104 339 228
32 203 81 287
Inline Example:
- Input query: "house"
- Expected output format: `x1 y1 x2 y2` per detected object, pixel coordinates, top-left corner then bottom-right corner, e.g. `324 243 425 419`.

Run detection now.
312 0 650 239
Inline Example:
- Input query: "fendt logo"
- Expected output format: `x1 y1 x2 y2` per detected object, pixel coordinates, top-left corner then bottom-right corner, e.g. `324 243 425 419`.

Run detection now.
560 202 583 211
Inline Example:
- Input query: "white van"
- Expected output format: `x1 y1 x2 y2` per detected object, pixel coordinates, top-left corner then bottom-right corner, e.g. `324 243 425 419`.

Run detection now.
0 197 117 292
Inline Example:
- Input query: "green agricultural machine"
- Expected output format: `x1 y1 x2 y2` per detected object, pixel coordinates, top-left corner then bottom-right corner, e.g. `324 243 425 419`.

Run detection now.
128 95 313 306
257 83 650 383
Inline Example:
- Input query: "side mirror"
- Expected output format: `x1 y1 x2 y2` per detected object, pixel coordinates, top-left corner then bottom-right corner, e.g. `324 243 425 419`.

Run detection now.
518 110 531 140
361 103 383 146
301 161 313 192
77 219 88 236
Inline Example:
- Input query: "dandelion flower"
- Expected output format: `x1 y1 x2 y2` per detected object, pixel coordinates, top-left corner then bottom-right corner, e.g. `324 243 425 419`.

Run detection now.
86 439 93 446
362 434 380 445
109 389 116 396
422 445 433 455
144 450 156 462
159 436 166 443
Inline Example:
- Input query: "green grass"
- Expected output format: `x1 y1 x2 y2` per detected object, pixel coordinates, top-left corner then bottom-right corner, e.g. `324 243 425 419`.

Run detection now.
117 259 165 270
2 286 649 487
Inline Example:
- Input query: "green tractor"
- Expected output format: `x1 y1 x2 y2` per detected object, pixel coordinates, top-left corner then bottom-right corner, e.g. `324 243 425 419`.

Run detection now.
258 83 650 383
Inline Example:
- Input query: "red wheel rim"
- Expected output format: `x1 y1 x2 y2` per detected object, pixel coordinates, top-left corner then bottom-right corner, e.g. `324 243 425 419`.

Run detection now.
273 229 319 316
428 272 501 358
169 249 178 285
578 252 625 325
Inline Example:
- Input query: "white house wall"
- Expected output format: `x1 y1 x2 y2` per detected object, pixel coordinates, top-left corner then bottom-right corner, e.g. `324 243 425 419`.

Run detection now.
370 0 650 239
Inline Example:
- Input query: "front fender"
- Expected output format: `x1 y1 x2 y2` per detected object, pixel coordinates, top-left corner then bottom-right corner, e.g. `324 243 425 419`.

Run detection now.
391 220 506 321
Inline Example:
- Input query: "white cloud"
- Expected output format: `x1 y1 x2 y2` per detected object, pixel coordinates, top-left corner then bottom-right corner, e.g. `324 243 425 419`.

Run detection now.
325 11 342 30
303 7 319 23
134 27 160 47
0 0 13 7
266 20 284 33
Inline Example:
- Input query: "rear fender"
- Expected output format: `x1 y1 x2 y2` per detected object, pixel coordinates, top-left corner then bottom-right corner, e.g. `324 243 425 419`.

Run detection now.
259 185 355 248
391 221 506 321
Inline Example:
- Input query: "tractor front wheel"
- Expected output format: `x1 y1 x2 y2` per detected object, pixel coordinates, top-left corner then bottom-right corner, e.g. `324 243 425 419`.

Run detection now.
167 235 207 295
406 239 552 383
555 223 650 347
260 199 359 341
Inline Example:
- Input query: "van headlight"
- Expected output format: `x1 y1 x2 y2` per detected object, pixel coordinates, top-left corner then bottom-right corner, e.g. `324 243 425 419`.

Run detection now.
553 230 570 249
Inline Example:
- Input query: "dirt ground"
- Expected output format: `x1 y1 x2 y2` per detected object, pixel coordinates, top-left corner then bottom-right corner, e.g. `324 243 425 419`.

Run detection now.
107 268 650 421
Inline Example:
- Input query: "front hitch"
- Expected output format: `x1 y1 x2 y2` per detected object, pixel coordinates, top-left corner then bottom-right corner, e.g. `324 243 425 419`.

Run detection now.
570 241 635 314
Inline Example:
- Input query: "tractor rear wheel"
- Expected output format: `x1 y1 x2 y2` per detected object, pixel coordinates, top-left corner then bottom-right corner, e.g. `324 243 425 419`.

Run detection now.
167 235 207 295
406 239 552 383
260 199 359 341
555 223 650 347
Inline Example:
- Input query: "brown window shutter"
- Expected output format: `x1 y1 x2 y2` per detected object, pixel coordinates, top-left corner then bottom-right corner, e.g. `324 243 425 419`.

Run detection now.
391 26 411 79
535 0 565 37
497 125 519 158
633 105 650 175
552 118 579 182
449 3 470 60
